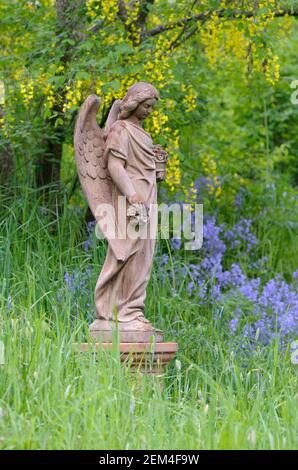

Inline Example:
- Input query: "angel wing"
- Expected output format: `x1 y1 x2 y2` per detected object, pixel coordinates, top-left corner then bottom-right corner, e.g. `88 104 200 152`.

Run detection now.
74 94 126 260
104 99 122 136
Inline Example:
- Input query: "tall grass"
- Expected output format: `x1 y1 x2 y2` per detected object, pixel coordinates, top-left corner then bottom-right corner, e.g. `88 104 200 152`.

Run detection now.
0 185 297 449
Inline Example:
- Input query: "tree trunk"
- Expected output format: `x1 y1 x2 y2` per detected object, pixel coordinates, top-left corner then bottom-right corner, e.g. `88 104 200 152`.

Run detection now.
35 0 85 190
35 133 63 188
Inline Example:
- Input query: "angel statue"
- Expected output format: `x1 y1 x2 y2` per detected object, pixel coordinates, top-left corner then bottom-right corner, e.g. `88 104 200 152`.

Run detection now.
74 82 168 342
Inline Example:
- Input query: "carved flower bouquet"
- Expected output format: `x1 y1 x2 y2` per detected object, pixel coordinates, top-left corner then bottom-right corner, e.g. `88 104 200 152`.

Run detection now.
127 203 150 228
153 144 168 182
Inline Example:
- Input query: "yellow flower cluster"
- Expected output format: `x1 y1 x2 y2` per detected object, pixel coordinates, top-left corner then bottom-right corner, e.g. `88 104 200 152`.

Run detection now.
201 153 222 199
150 10 177 26
101 0 119 22
166 98 175 110
264 50 280 86
147 109 169 138
164 129 181 191
86 0 98 19
25 1 36 10
39 0 55 6
147 13 162 27
143 36 173 87
43 84 56 109
86 0 118 22
99 74 141 109
166 152 181 192
142 33 180 190
199 3 287 87
0 116 9 138
20 79 34 108
200 14 247 67
170 130 179 149
63 80 83 112
181 84 197 113
123 0 142 45
102 31 125 46
182 181 197 210
95 79 104 97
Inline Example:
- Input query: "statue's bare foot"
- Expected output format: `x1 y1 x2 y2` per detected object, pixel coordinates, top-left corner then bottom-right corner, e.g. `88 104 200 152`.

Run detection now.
121 316 155 332
133 315 163 333
89 315 163 342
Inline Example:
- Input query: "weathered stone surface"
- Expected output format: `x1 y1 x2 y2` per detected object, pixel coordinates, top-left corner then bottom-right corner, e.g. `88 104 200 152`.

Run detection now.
73 342 178 375
74 82 170 343
89 319 164 343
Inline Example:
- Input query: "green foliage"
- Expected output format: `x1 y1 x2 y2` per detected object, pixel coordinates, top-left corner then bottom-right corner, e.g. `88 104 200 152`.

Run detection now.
1 1 298 193
0 1 298 450
0 185 297 450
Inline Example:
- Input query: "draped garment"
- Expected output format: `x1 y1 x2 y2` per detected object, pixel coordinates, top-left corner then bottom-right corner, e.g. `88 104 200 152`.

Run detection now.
94 120 157 322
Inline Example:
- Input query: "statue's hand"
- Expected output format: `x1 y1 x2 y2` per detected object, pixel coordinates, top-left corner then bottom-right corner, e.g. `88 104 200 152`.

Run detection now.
153 144 167 158
153 144 168 182
129 193 146 205
127 202 149 227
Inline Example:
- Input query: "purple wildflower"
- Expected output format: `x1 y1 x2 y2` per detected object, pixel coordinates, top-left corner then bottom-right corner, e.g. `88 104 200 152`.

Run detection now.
7 295 12 311
188 281 195 296
238 278 261 302
234 191 243 208
64 272 75 292
230 317 239 333
155 211 298 348
170 237 181 250
83 220 97 252
160 254 169 267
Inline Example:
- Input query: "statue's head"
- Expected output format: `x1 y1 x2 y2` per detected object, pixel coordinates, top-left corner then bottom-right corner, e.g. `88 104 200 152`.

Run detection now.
118 82 159 121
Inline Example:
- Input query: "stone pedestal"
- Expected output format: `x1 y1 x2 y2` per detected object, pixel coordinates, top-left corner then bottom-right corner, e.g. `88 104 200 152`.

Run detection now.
89 319 164 343
73 341 178 375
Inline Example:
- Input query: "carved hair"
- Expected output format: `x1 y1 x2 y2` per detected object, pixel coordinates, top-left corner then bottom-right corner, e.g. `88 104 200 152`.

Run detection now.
118 82 159 120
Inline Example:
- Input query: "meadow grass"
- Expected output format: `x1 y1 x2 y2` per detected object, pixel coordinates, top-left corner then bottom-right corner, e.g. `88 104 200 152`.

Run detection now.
0 185 297 450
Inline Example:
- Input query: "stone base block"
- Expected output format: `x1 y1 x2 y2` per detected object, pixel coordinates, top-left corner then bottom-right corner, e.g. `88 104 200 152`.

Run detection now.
73 342 178 375
89 319 164 343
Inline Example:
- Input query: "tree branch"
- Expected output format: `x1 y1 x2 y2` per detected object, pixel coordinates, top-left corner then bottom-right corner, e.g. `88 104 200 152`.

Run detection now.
166 0 201 51
145 8 298 40
117 0 155 44
118 0 128 24
169 24 199 51
138 0 155 40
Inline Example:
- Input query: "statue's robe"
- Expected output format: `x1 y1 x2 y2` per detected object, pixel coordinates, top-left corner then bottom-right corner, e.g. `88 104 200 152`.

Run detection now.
94 119 157 322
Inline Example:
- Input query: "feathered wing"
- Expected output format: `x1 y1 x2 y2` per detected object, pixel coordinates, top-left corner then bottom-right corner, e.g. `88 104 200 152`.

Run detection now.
104 99 122 136
74 94 126 260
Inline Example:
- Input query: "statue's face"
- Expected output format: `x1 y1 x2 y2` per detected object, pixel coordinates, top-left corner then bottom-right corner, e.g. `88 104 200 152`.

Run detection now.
133 97 157 121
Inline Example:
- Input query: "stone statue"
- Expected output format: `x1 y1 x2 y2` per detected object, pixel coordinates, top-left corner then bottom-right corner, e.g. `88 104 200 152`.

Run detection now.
74 82 168 342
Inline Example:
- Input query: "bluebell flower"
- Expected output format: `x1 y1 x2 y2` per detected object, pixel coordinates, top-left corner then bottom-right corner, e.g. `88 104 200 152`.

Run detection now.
155 212 298 348
187 281 195 296
7 295 12 311
160 254 169 267
64 272 75 292
170 237 181 250
230 317 239 333
238 278 260 302
83 220 97 252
